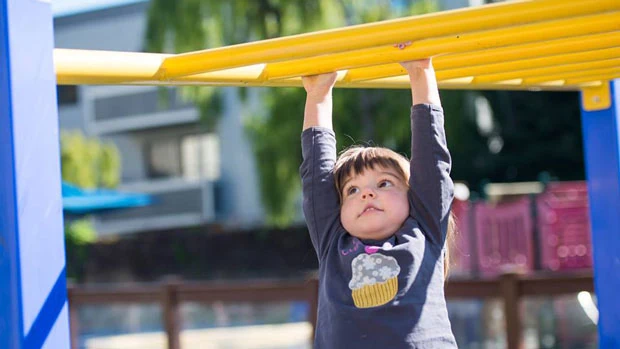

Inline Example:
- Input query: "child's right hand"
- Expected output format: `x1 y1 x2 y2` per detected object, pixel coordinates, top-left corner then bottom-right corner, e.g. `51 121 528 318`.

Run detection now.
400 59 433 73
302 72 338 97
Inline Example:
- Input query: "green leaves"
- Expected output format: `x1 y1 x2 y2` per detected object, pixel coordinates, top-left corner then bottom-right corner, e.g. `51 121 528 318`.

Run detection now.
145 1 584 225
245 87 305 226
60 130 120 189
60 131 118 267
145 0 446 226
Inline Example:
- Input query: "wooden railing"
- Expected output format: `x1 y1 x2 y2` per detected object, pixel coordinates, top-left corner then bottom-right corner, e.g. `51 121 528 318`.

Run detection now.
67 271 594 349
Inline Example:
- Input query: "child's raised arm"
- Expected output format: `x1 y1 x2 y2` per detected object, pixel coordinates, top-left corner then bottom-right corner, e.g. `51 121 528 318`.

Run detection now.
300 72 341 259
302 72 338 130
401 58 454 247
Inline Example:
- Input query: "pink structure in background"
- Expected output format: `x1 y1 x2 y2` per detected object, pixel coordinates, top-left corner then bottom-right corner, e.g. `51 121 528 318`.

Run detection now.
474 197 535 277
536 182 592 271
450 199 474 276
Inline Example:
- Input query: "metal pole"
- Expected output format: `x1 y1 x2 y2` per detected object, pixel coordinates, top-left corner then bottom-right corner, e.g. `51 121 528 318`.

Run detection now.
0 0 69 347
500 273 522 349
580 80 620 347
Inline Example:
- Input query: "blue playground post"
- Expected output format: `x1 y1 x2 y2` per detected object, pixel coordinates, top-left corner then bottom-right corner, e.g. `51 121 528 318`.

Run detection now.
580 79 620 348
0 0 70 348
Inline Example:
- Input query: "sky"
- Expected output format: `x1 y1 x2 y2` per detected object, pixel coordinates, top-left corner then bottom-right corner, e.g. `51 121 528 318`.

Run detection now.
52 0 144 16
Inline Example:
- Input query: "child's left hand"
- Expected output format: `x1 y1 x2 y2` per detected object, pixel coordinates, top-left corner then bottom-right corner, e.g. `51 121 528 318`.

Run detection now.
302 72 338 97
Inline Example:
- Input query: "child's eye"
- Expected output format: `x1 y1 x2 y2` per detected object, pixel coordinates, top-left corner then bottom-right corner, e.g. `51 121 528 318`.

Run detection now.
346 187 359 196
378 180 393 188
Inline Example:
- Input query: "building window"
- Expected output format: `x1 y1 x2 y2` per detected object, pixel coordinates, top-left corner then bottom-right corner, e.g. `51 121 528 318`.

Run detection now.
93 88 193 122
146 138 182 178
145 134 220 180
181 134 220 181
57 85 78 106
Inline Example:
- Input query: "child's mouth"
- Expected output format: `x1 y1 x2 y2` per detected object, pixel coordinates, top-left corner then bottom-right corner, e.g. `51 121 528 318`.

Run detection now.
360 206 382 216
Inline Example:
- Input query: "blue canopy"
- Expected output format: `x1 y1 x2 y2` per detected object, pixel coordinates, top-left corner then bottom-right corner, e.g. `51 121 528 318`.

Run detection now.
62 182 151 214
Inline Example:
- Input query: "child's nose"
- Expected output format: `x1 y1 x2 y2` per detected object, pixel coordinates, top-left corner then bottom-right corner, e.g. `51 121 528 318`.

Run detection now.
361 188 376 199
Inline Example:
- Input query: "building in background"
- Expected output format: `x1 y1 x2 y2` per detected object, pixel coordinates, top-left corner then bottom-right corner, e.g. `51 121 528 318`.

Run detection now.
52 0 488 237
54 1 265 236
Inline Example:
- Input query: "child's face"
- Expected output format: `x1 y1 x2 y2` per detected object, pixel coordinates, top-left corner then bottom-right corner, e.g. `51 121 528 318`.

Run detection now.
340 165 409 241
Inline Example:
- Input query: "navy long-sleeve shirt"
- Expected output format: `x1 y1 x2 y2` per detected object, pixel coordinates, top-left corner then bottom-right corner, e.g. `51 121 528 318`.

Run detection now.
300 104 457 348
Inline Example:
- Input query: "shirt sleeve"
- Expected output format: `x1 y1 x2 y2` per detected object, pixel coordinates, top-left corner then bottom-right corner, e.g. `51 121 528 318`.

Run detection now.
300 127 342 259
409 104 454 246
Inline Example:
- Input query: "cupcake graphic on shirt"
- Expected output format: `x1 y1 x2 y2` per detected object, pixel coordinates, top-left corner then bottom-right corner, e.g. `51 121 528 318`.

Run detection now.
348 252 400 308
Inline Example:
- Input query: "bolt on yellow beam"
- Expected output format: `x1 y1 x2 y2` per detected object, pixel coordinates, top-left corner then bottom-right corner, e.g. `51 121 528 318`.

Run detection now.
263 11 620 80
473 58 620 84
581 83 612 111
157 0 620 79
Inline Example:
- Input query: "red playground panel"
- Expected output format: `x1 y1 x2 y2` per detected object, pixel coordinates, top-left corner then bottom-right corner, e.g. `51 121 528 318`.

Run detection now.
536 181 592 271
474 197 534 277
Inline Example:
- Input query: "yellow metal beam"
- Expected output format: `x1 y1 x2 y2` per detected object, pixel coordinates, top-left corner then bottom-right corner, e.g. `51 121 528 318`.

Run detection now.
440 47 620 82
569 73 620 85
54 0 620 92
54 49 265 85
525 68 620 85
472 58 620 84
157 0 620 79
54 48 590 91
346 33 620 82
348 75 583 91
263 11 620 80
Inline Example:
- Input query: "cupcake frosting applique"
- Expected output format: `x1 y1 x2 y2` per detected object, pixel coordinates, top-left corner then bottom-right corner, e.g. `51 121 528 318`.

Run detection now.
348 249 401 308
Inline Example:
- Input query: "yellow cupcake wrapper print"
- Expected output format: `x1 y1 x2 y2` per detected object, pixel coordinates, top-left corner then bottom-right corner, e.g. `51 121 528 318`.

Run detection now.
349 253 401 308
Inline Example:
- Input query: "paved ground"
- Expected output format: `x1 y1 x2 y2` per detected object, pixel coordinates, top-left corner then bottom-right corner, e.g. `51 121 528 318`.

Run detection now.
85 322 312 349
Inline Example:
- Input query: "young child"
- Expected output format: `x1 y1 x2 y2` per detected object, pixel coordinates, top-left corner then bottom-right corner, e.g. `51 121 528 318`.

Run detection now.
300 58 457 347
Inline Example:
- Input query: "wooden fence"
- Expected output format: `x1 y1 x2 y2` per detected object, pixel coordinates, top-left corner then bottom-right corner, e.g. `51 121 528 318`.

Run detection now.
68 271 594 349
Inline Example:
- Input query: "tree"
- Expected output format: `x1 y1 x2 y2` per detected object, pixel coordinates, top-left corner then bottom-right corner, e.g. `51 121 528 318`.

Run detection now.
60 130 121 189
60 131 121 279
145 0 585 225
146 0 446 225
479 90 584 184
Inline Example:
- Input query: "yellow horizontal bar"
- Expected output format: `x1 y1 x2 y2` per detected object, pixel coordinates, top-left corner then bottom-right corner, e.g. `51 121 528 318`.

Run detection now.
437 33 620 71
568 73 620 85
54 49 265 85
473 58 620 84
440 47 620 82
525 67 620 84
346 32 620 82
55 48 592 91
264 11 620 80
159 0 620 79
354 75 583 91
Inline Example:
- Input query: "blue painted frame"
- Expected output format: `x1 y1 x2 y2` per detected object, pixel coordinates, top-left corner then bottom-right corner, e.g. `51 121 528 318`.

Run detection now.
0 0 24 347
1 0 618 347
580 79 620 348
0 0 70 348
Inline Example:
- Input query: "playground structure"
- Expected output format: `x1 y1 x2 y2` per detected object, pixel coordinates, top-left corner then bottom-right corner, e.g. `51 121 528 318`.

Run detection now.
65 272 593 349
1 0 619 348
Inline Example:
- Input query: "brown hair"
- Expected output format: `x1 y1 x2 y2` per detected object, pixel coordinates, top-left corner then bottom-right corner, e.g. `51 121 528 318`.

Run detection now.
333 145 456 279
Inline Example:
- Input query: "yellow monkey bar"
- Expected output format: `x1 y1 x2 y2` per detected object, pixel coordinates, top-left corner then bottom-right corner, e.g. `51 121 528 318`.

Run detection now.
54 0 620 92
